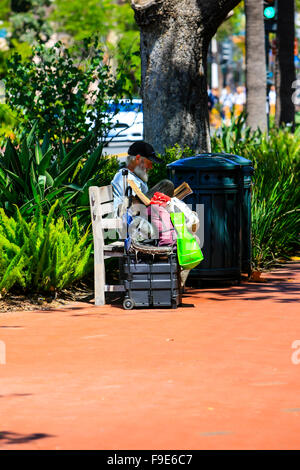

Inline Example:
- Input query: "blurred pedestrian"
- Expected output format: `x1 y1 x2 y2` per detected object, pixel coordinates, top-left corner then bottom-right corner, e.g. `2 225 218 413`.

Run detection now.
269 85 276 117
220 86 234 125
233 86 246 117
207 86 216 112
209 88 222 128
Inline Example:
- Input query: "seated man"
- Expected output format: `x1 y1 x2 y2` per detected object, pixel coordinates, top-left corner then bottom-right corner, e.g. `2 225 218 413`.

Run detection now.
111 141 201 287
111 141 174 214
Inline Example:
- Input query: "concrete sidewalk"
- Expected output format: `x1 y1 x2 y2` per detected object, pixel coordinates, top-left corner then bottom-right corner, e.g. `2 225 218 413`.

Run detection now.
0 263 299 450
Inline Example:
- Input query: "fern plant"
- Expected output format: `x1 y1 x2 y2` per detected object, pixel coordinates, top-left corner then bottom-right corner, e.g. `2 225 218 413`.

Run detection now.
0 202 93 294
0 123 120 223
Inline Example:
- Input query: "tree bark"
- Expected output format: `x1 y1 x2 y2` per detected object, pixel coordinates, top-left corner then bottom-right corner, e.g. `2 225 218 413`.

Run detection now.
245 0 267 131
131 0 241 154
275 0 295 128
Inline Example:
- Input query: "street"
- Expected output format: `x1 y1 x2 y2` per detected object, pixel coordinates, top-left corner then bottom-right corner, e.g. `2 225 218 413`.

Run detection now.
0 263 299 450
103 142 132 161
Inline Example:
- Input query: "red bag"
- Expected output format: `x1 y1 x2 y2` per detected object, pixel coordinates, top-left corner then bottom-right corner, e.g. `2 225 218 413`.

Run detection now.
150 192 171 207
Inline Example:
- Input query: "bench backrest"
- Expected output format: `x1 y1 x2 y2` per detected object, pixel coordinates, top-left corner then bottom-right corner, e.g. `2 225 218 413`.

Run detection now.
89 185 122 243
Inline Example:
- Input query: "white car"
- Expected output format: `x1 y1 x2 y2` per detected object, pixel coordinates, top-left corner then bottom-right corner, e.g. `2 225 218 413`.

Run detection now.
106 99 143 142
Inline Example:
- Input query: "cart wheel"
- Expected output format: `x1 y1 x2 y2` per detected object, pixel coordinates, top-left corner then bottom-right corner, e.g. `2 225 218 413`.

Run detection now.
123 298 134 310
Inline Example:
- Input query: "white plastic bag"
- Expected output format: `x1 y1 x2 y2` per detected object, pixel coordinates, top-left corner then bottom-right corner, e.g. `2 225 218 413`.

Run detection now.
168 197 199 233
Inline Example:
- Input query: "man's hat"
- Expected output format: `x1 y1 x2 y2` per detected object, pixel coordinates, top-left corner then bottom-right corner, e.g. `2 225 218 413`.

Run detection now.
128 141 163 164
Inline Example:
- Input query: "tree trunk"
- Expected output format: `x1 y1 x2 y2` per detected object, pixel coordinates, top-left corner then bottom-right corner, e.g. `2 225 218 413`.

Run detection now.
131 0 241 154
275 0 295 128
245 0 267 131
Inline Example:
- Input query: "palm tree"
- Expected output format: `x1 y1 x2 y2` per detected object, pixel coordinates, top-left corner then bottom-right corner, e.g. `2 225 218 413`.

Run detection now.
245 0 267 131
275 0 296 128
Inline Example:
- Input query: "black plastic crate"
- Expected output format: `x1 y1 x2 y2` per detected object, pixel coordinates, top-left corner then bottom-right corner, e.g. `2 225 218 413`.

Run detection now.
122 253 182 309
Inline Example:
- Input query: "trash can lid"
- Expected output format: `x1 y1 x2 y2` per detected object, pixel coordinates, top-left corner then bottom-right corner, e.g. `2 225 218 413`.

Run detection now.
208 153 252 167
167 155 240 171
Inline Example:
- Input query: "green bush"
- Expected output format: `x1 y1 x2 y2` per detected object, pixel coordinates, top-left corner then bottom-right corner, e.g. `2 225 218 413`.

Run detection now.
0 125 119 221
251 174 299 268
147 144 194 188
4 36 126 152
0 201 93 294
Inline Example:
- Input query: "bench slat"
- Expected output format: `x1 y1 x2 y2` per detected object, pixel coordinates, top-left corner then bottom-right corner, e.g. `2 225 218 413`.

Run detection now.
99 185 113 203
105 285 125 292
101 218 122 230
104 241 124 250
101 201 114 215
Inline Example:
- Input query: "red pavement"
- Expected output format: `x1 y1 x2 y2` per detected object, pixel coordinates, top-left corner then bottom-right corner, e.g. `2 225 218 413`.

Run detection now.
0 263 299 450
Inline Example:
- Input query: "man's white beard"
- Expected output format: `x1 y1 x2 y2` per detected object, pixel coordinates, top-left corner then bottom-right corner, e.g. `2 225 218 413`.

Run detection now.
134 166 148 183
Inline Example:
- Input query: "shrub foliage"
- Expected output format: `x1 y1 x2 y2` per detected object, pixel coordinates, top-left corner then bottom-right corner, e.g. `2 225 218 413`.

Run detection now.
0 124 119 220
0 201 93 294
5 36 126 151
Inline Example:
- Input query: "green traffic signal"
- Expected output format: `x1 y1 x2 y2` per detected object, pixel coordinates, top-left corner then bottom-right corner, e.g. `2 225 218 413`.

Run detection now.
264 6 276 19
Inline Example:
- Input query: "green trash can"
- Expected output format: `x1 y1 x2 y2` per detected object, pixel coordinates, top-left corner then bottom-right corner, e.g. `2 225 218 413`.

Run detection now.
168 153 253 282
202 153 254 277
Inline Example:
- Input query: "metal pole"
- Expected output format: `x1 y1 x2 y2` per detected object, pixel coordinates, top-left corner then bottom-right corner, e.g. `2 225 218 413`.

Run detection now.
265 28 270 134
211 37 219 89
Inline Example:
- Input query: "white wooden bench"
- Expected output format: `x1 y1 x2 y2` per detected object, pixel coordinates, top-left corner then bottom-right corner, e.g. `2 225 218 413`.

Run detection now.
89 185 125 306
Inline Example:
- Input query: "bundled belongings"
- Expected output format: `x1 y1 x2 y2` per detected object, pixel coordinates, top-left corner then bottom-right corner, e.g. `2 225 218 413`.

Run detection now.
122 252 182 310
121 183 181 309
111 149 204 308
121 180 203 306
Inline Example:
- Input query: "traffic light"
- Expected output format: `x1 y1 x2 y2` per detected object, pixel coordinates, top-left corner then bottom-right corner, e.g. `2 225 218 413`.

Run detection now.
264 0 278 32
221 42 232 65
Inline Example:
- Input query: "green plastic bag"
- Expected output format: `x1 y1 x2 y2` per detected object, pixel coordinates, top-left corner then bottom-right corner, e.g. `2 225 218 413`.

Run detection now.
170 212 204 270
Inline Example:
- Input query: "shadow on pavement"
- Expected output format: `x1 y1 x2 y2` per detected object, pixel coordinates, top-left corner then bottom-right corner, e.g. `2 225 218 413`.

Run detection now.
186 279 299 303
0 394 32 398
0 326 24 328
0 430 54 445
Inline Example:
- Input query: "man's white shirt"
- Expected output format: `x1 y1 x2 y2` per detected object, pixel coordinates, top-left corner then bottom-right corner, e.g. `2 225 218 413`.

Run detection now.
111 168 149 212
